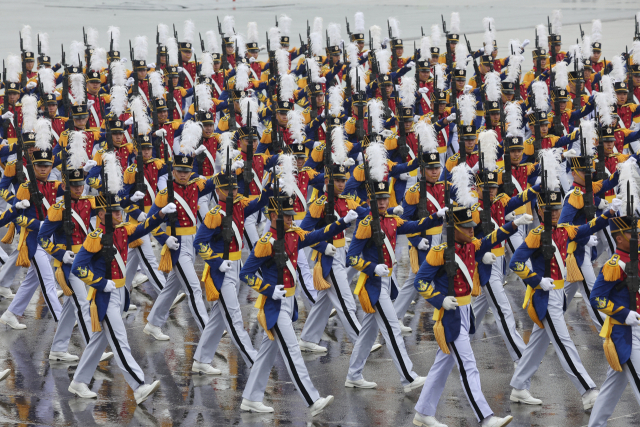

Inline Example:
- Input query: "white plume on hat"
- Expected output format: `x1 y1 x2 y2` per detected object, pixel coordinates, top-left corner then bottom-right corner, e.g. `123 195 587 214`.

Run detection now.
331 125 349 166
310 32 323 56
365 142 388 182
617 157 640 216
551 9 562 35
306 57 321 82
368 99 385 134
328 85 344 117
582 36 593 62
21 25 33 52
110 60 126 86
158 23 169 46
222 16 235 36
107 26 120 51
505 41 524 83
86 27 99 48
133 36 148 61
327 23 341 47
580 119 598 157
102 151 124 194
235 62 250 91
183 20 195 45
195 83 213 112
70 40 83 67
38 33 50 56
200 52 214 76
531 81 549 112
451 163 477 208
431 24 441 48
240 96 259 126
346 43 360 68
109 85 128 117
38 67 56 94
536 25 548 50
218 132 237 165
268 27 280 49
247 22 259 43
420 36 432 61
568 44 583 70
235 33 247 59
479 130 499 171
5 55 20 82
167 37 179 66
70 74 86 105
277 154 298 197
399 77 417 109
205 30 220 54
280 15 292 36
455 42 469 70
276 48 290 75
505 102 524 137
370 25 382 50
633 41 640 65
67 131 88 168
180 121 203 155
595 75 615 126
483 17 496 50
484 71 501 102
610 55 626 83
149 71 165 98
450 12 461 34
36 118 53 151
287 109 306 142
350 66 366 92
279 73 296 101
90 47 107 72
376 48 391 74
553 61 569 89
389 18 401 39
538 148 562 191
434 63 446 90
591 19 602 43
415 120 438 153
354 12 365 33
458 93 476 125
130 96 150 135
313 17 323 35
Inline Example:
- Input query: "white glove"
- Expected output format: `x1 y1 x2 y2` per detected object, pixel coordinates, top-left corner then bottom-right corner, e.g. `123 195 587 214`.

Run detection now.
317 76 327 83
340 39 345 49
218 260 233 273
320 109 326 118
83 160 97 172
15 200 30 209
521 39 531 49
362 51 369 59
395 84 401 91
598 199 608 210
399 172 410 181
413 115 421 122
137 212 147 222
586 235 598 248
406 61 415 69
534 176 541 186
324 244 337 256
1 112 14 120
630 121 640 131
628 156 638 166
87 100 95 108
177 67 184 73
103 280 116 293
418 238 430 251
249 57 256 63
26 81 37 89
418 87 429 94
231 159 244 171
271 284 286 300
124 117 134 126
126 77 135 87
357 152 363 163
344 210 359 224
155 129 167 137
374 264 390 277
464 84 473 94
478 47 485 54
445 113 456 122
161 202 177 215
195 145 207 155
313 140 322 149
166 235 180 251
514 214 534 226
344 157 356 167
437 207 449 218
626 311 640 327
442 296 459 310
610 197 623 213
563 149 578 158
130 191 145 202
482 252 497 265
147 62 156 69
539 277 555 291
505 211 516 221
471 162 480 173
121 58 128 64
393 206 404 216
62 251 75 265
382 37 390 46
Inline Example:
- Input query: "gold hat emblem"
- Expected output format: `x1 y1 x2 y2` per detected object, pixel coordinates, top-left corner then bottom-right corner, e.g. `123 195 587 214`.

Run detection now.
621 82 627 88
29 133 35 139
159 100 164 105
467 210 471 217
551 193 557 200
289 197 293 204
466 126 472 132
116 121 121 127
397 39 403 44
182 157 188 163
77 106 82 112
9 83 16 88
378 182 385 189
541 49 546 54
339 165 345 172
186 43 191 48
607 128 612 134
560 90 565 95
143 136 150 141
508 83 513 88
42 152 48 158
206 113 211 118
488 173 494 179
283 102 289 107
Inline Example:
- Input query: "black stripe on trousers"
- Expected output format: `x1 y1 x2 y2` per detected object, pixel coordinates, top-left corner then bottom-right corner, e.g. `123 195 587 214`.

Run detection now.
297 266 315 304
218 293 254 366
70 288 90 343
485 283 522 359
33 257 58 322
626 360 640 394
544 312 591 390
176 262 206 330
329 270 359 336
243 229 263 278
137 247 163 290
577 265 604 326
375 300 414 384
274 323 314 406
451 342 486 420
104 315 144 385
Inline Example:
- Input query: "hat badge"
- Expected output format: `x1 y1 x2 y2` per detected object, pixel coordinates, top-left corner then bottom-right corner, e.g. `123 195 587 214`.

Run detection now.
186 43 191 48
488 173 494 179
29 133 35 139
466 126 472 132
77 106 82 112
143 135 149 141
339 165 345 172
283 102 289 107
116 121 121 127
466 210 471 218
206 113 211 118
378 182 385 189
551 193 557 201
289 197 294 204
622 82 626 88
42 152 48 158
181 157 188 163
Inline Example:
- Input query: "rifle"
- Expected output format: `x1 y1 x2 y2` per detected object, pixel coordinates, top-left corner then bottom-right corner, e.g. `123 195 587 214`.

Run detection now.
594 99 607 180
14 124 25 185
393 78 410 161
174 24 183 68
500 100 515 196
442 15 453 73
217 18 229 71
156 26 161 70
325 92 335 245
548 17 556 67
355 69 365 142
479 151 493 235
104 111 114 152
19 31 27 90
162 135 176 241
531 91 542 158
388 20 398 73
61 145 74 252
222 149 234 260
343 48 352 98
244 104 255 197
414 41 421 112
133 116 145 211
362 155 385 264
167 69 175 122
129 41 139 97
21 128 45 220
580 125 596 220
627 46 636 105
2 61 9 136
551 72 563 137
540 163 553 277
616 182 639 309
534 32 542 79
272 166 287 292
443 176 456 297
416 134 428 221
345 17 351 37
453 87 465 164
100 168 116 285
225 74 238 131
465 35 487 128
579 24 585 42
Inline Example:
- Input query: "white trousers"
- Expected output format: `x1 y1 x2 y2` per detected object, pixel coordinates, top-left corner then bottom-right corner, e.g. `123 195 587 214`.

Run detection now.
564 250 605 332
51 274 93 353
125 233 167 294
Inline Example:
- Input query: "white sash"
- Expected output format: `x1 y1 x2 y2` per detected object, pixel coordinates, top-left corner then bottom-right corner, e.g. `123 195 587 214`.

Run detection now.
114 248 126 276
268 236 300 284
425 191 442 211
173 97 183 119
421 92 432 110
635 95 639 105
71 208 88 236
220 209 243 248
89 104 101 127
202 147 216 173
383 235 397 265
552 240 567 279
173 192 197 226
138 88 149 106
124 131 132 145
251 168 263 193
511 174 524 194
249 67 260 81
293 185 307 211
212 79 223 96
51 128 60 142
183 69 195 89
144 176 156 201
454 253 474 287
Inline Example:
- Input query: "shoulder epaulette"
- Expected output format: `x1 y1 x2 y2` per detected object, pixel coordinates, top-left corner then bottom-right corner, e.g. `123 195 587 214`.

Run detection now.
567 187 584 209
123 164 137 185
311 145 324 162
426 242 447 265
496 193 510 207
155 188 168 208
602 254 623 282
309 195 326 218
204 206 222 229
16 182 30 201
83 228 103 253
4 160 17 177
255 232 273 257
445 153 459 172
47 201 64 222
355 214 372 239
405 183 420 205
524 225 543 248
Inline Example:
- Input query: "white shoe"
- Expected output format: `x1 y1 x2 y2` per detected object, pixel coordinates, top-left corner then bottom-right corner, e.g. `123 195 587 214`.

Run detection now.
481 415 513 427
413 413 448 427
0 311 26 329
143 323 170 341
222 330 228 338
240 398 274 413
128 304 137 311
0 369 10 382
309 395 333 416
68 381 97 399
575 291 583 299
192 361 221 375
134 380 160 405
298 339 327 353
399 323 412 333
170 293 186 310
510 388 542 405
582 388 599 410
57 289 64 298
329 308 337 318
0 287 14 299
49 351 79 362
132 273 148 288
371 343 383 352
404 376 426 392
100 352 114 362
345 378 377 389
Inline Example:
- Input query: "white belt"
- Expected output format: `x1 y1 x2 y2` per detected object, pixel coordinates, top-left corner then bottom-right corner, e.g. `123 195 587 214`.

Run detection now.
421 92 432 110
138 87 149 106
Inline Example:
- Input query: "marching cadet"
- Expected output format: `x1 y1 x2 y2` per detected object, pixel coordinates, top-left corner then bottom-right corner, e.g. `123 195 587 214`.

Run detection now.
127 36 151 103
68 181 177 404
548 10 566 63
0 55 24 142
191 165 271 374
344 142 446 392
56 102 99 163
85 116 135 189
215 89 245 134
509 149 622 410
43 94 67 147
521 44 549 99
238 163 359 415
412 165 532 427
0 199 29 302
164 66 190 122
588 169 640 426
613 82 640 130
179 21 198 91
522 108 580 165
